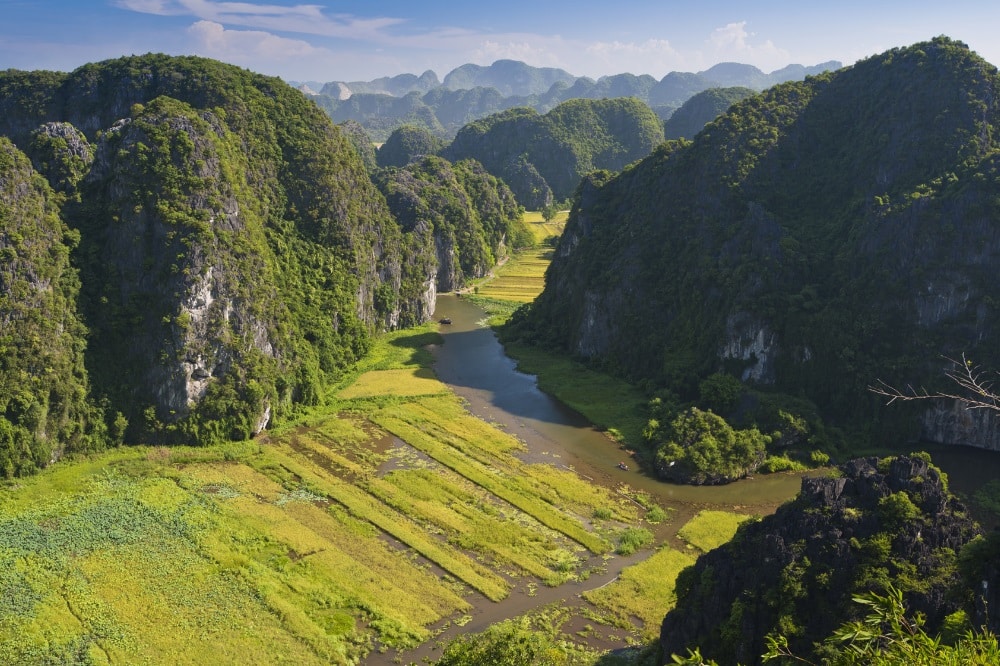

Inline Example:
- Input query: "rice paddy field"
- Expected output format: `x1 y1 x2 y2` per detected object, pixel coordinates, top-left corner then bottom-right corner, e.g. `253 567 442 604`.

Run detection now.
469 210 567 312
0 210 759 664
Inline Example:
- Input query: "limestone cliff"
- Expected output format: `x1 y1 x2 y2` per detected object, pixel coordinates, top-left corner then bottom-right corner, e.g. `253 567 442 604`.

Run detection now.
0 138 103 475
518 37 1000 449
0 54 441 450
659 455 981 665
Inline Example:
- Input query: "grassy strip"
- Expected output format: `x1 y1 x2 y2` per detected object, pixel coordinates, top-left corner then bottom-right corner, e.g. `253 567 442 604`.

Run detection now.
291 430 563 581
263 444 511 602
178 460 466 637
501 341 650 448
676 510 755 553
372 409 611 555
583 546 696 640
336 367 447 400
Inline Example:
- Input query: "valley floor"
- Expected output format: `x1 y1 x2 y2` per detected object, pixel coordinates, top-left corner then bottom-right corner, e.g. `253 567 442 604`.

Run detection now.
0 213 787 665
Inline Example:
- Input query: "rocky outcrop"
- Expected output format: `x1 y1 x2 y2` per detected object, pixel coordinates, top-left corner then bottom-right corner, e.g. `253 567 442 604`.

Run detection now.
0 138 100 475
659 455 981 665
26 122 93 194
374 156 524 304
521 38 1000 450
78 99 281 438
920 401 1000 452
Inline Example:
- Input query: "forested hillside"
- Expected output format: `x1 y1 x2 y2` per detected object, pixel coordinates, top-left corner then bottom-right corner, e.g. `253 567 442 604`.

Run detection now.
662 86 757 139
0 138 105 476
0 54 522 474
511 37 1000 451
373 155 529 318
443 97 665 208
659 455 982 664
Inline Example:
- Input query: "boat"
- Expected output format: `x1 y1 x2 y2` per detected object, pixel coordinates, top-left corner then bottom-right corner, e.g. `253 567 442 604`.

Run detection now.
617 462 629 471
440 318 452 324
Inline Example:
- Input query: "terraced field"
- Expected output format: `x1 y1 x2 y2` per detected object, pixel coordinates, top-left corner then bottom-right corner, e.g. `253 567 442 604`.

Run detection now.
0 209 763 664
0 323 647 665
472 210 567 308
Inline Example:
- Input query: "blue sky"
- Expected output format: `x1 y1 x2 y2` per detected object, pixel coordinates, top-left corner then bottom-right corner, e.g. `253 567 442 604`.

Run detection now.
3 1 1000 83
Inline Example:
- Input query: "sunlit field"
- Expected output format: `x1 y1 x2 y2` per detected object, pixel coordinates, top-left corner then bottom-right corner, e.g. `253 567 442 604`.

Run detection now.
676 509 755 553
472 210 567 309
0 209 760 664
0 324 655 664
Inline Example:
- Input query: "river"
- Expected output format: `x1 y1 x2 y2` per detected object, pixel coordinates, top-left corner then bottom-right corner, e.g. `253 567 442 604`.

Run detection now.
371 293 1000 664
431 293 809 509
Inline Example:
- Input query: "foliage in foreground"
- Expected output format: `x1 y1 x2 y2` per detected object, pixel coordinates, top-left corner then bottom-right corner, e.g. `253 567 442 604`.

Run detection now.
672 586 1000 665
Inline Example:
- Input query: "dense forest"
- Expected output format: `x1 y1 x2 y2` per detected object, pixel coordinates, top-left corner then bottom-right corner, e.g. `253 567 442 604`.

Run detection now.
510 37 1000 460
0 54 525 475
442 97 665 208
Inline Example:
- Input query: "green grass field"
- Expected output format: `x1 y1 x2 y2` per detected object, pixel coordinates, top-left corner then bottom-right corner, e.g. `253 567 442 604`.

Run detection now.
676 510 756 553
0 321 648 664
470 210 567 314
0 209 762 664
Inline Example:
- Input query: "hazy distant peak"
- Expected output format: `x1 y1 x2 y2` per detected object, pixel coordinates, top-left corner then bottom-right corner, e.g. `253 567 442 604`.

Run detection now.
442 60 577 97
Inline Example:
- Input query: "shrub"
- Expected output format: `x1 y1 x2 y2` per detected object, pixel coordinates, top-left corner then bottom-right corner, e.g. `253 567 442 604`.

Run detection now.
616 527 654 555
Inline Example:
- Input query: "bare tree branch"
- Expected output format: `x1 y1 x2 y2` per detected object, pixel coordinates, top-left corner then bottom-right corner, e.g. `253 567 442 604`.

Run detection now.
868 353 1000 412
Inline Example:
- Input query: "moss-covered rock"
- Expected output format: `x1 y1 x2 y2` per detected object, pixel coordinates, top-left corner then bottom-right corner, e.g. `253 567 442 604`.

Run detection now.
659 454 981 665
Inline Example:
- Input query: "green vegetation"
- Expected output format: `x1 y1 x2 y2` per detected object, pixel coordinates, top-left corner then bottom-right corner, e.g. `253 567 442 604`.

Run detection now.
513 37 1000 451
0 54 544 473
312 58 837 143
761 586 1000 665
466 208 567 324
584 547 697 640
444 97 665 206
436 608 603 666
0 325 641 663
0 138 106 477
374 155 529 302
677 510 755 553
972 479 1000 517
376 124 444 168
660 454 981 665
662 86 757 140
336 119 377 172
651 408 769 484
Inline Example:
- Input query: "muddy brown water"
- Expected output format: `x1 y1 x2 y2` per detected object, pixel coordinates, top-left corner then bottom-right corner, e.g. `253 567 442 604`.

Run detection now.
366 293 1000 664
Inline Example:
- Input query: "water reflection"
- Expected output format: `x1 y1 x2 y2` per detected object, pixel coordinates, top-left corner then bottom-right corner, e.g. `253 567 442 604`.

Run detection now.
431 294 808 508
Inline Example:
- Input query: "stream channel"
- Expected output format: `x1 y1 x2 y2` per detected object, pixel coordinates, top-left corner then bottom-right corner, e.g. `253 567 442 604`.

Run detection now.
371 293 1000 664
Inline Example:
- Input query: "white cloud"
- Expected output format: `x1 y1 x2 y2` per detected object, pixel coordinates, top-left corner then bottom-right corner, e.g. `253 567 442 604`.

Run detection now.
472 40 566 68
705 22 789 70
119 0 406 40
187 20 325 60
115 0 181 14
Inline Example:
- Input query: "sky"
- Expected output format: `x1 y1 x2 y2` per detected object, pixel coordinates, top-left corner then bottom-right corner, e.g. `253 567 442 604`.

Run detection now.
2 1 1000 84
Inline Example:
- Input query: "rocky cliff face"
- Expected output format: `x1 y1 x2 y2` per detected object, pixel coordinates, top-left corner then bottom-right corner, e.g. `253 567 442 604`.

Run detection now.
521 37 1000 449
0 138 102 475
659 455 982 665
374 156 525 303
78 99 283 436
0 54 447 451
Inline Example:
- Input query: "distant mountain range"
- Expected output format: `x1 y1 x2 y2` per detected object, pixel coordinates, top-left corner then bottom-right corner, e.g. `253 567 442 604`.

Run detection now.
291 58 841 141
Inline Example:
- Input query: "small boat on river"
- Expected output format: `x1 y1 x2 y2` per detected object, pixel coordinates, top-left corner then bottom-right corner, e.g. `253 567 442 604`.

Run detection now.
617 462 629 471
439 318 452 324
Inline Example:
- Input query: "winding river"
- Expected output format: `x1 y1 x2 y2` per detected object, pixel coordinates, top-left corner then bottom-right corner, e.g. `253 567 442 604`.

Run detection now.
370 293 1000 664
431 293 808 509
